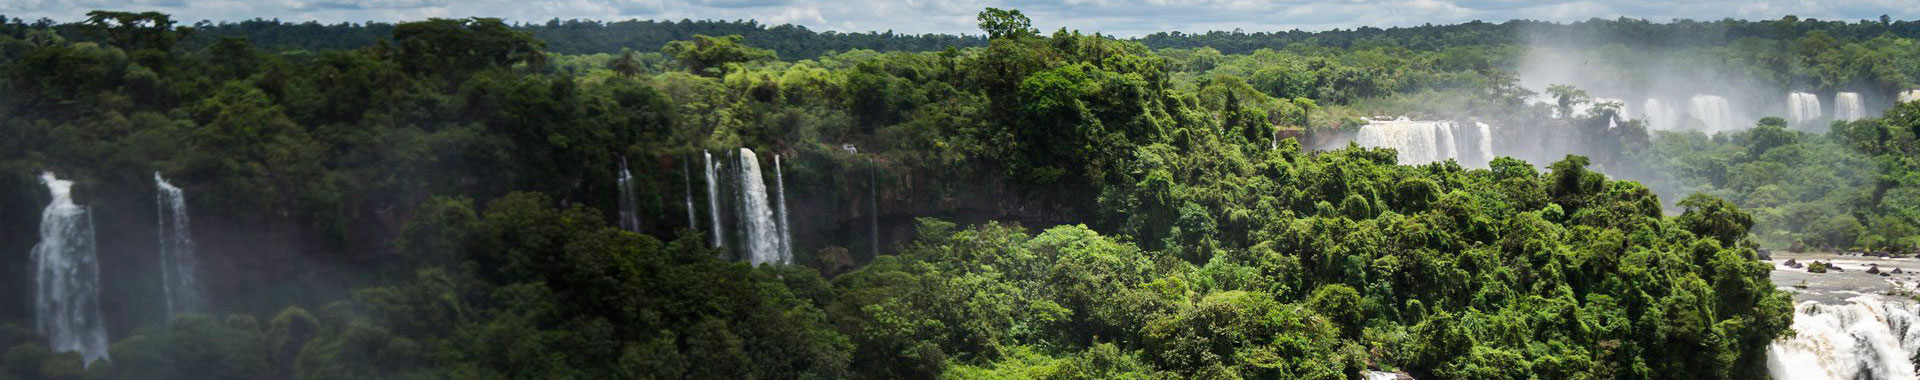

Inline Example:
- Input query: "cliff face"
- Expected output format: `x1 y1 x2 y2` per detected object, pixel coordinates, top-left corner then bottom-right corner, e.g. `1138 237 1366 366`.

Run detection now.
0 151 1085 337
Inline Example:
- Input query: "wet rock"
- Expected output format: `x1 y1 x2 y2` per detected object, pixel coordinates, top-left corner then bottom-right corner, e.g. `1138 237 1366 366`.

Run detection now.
1894 268 1904 274
1757 249 1773 260
1867 265 1881 274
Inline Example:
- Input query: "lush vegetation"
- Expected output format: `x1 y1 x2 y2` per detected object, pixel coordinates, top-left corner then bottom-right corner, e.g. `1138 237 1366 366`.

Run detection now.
1 7 1917 380
1633 110 1920 253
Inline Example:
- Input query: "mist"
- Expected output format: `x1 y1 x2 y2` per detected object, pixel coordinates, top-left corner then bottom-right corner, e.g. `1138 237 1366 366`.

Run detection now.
1515 22 1891 134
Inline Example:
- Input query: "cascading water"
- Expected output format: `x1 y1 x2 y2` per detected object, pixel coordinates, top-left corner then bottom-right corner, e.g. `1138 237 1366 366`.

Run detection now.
1901 90 1920 104
1644 98 1679 130
736 148 784 265
1690 95 1737 133
616 157 641 232
32 172 110 365
155 172 206 318
773 154 793 263
1768 297 1920 380
1475 122 1494 164
1355 119 1496 166
683 156 696 229
1835 92 1867 121
704 150 725 251
1790 92 1824 124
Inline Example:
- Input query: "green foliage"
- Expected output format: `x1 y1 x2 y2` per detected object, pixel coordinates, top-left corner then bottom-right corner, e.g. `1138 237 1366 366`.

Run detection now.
662 35 775 77
0 9 1839 380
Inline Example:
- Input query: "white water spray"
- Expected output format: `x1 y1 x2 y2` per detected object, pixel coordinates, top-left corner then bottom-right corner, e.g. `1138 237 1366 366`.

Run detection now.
1768 297 1920 380
616 157 641 232
1690 95 1737 133
1835 92 1867 121
32 172 110 365
1790 92 1824 125
155 173 205 318
704 150 725 251
774 154 793 263
737 148 784 265
1355 119 1493 167
683 156 696 230
1643 98 1680 131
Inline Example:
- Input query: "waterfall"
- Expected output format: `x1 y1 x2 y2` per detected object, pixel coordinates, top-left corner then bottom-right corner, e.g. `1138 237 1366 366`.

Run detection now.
1790 92 1824 124
154 173 205 318
1900 90 1919 104
1475 122 1494 164
683 155 696 230
616 157 641 232
1644 98 1679 130
1689 95 1737 133
1355 119 1495 166
704 150 725 251
32 172 110 366
773 154 793 263
736 148 783 265
1768 297 1920 380
1835 92 1867 121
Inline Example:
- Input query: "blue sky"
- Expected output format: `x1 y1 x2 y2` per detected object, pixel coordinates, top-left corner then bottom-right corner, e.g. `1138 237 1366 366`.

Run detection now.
3 0 1917 37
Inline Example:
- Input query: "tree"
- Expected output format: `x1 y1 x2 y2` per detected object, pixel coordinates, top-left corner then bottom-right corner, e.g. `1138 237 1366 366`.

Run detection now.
977 8 1037 40
661 35 774 77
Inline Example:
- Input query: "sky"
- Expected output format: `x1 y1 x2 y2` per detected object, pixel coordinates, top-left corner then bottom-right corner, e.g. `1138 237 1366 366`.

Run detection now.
3 0 1918 37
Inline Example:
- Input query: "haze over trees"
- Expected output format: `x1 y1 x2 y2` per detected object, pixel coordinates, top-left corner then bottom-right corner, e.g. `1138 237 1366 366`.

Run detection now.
0 7 1915 380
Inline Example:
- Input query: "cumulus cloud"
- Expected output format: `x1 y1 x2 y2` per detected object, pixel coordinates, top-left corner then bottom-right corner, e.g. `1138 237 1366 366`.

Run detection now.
0 0 1911 36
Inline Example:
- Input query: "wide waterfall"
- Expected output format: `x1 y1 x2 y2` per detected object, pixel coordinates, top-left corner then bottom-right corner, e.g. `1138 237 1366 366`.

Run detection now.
1690 95 1737 133
1789 92 1823 124
32 172 110 365
616 157 641 232
1835 92 1867 121
1354 119 1493 166
773 154 793 262
1768 298 1920 380
704 150 725 251
155 172 206 317
736 148 785 265
1643 98 1680 130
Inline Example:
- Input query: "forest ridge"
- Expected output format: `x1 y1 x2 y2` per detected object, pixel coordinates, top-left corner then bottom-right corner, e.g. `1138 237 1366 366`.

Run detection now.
0 8 1917 380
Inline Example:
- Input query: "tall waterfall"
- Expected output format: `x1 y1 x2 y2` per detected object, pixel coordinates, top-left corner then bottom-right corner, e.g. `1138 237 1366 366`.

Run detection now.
736 148 785 265
616 157 641 232
773 155 793 263
1475 122 1494 163
704 150 725 251
1354 119 1493 166
683 156 696 229
154 173 205 318
1789 92 1823 124
1690 95 1737 133
32 172 110 365
1835 92 1867 121
1768 297 1920 380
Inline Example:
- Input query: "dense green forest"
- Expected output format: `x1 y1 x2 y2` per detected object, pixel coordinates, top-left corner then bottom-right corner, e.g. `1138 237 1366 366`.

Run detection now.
0 7 1918 380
